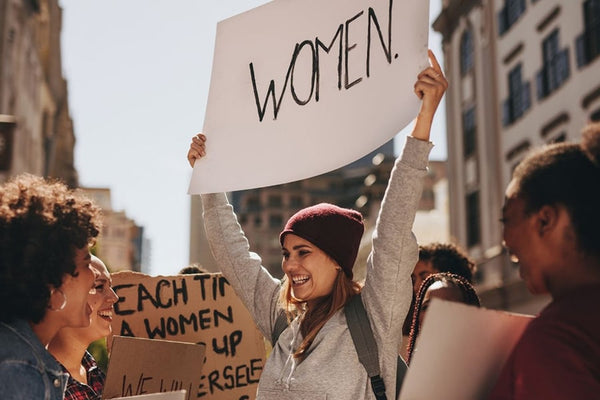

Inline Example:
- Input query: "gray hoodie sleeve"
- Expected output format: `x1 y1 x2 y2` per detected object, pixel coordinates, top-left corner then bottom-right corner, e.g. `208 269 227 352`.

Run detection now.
200 192 282 339
361 136 432 385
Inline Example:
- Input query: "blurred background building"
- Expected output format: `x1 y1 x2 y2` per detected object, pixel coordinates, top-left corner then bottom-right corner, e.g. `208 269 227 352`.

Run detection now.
434 0 600 313
0 0 146 271
81 187 149 273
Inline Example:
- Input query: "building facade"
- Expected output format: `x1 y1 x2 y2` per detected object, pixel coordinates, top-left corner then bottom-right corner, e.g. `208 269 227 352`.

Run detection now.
0 0 78 186
82 187 147 273
434 0 599 312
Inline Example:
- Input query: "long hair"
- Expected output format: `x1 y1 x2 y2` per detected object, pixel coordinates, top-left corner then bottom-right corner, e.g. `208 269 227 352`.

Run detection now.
279 269 361 362
406 272 480 364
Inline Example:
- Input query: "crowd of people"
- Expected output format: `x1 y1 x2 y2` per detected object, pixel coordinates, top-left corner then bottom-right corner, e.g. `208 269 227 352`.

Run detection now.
1 47 599 399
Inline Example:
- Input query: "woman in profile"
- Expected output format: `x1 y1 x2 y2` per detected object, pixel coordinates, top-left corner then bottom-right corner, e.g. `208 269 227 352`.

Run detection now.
0 174 102 400
489 122 600 399
49 255 119 400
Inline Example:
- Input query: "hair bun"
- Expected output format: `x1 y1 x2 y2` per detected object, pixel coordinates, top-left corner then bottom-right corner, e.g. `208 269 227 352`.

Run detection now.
581 122 600 167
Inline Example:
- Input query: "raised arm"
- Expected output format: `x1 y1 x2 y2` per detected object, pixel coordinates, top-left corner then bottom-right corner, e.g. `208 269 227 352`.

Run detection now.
362 49 447 362
187 137 282 339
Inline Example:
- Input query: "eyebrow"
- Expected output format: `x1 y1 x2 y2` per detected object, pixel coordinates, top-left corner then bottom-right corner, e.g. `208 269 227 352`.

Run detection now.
282 244 312 251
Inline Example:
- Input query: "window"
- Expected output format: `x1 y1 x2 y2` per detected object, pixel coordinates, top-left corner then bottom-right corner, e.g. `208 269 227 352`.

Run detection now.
460 30 474 76
537 30 570 99
463 107 477 158
290 195 303 208
268 195 282 208
246 196 261 212
502 64 531 126
466 191 481 247
576 0 600 67
269 214 283 228
498 0 526 35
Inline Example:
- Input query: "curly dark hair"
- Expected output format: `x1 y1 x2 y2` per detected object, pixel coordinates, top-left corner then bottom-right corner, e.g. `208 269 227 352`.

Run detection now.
406 272 480 365
418 242 476 283
511 122 600 259
0 174 102 323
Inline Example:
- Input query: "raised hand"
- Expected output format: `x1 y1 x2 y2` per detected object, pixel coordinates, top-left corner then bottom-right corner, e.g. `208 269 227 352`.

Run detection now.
187 133 206 168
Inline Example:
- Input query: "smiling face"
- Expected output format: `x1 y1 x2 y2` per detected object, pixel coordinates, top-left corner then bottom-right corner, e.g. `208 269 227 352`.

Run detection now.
84 256 119 341
281 234 340 307
502 179 551 295
57 247 96 328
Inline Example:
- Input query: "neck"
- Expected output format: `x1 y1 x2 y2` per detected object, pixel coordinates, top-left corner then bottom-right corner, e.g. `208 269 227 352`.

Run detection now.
548 256 600 298
48 331 89 381
30 318 61 348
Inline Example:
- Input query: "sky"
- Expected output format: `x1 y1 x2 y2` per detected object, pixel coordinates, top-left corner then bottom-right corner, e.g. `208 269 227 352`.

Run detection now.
59 0 445 276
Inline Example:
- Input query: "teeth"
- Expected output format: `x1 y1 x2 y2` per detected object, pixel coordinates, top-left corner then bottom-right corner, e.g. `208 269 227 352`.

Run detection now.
292 275 309 284
98 310 113 318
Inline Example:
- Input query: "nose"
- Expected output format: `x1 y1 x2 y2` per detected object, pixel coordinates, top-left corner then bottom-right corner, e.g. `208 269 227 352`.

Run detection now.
107 287 119 303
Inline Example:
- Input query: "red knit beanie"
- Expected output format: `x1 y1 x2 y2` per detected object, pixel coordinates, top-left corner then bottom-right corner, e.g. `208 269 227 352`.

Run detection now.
279 203 364 279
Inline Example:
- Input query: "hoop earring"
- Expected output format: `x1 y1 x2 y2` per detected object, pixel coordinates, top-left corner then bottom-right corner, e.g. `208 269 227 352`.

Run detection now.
48 288 67 311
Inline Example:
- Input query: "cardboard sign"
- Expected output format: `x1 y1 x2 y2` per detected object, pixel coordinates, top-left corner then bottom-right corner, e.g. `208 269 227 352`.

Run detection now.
399 299 534 400
110 390 187 400
110 272 267 400
188 0 429 194
103 337 204 400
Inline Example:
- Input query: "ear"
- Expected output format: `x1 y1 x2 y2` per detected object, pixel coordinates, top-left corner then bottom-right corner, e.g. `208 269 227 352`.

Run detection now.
535 204 559 237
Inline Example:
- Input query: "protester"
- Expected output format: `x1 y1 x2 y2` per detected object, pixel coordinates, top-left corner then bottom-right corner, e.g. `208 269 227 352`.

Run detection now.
406 272 480 364
0 174 102 399
411 242 476 294
178 263 209 274
401 242 476 358
48 255 118 400
187 50 447 399
487 123 600 399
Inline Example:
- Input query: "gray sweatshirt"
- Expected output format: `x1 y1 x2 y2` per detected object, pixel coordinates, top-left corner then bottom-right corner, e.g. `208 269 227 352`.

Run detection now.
201 136 432 400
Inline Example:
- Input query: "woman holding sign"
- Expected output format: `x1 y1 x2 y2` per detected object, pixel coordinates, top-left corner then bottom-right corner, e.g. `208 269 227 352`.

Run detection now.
0 174 102 400
188 50 447 399
49 255 118 400
488 123 600 399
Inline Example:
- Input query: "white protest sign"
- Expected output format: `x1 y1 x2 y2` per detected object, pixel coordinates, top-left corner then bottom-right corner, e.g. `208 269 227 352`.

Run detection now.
189 0 429 194
103 337 205 400
109 272 267 400
399 299 533 400
110 390 187 400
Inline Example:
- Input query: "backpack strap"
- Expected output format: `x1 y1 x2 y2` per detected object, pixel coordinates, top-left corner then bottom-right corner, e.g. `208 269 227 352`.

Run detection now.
345 293 387 400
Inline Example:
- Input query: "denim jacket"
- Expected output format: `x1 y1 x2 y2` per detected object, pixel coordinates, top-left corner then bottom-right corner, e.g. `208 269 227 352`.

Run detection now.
0 319 68 400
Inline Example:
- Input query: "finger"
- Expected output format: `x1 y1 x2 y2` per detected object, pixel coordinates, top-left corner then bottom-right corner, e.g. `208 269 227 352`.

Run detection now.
428 49 442 72
418 67 442 81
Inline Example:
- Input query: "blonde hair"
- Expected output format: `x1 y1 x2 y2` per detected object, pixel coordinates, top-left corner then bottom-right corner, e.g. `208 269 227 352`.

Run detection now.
279 270 361 361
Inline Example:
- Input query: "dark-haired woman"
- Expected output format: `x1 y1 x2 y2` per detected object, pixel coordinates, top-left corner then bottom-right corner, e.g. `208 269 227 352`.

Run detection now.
0 174 102 400
406 272 480 364
188 51 447 399
489 122 600 399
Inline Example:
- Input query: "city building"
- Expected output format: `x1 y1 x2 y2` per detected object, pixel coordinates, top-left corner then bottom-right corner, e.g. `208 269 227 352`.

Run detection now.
82 187 148 273
0 0 78 186
433 0 600 313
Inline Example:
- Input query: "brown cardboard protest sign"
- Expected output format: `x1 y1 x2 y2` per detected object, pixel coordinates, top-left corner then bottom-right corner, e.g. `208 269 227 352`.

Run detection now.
109 272 266 400
103 337 205 399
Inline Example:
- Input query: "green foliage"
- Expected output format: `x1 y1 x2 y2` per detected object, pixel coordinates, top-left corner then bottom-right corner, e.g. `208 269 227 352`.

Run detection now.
87 338 109 373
